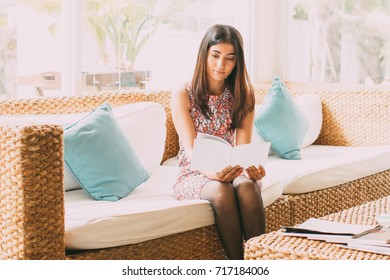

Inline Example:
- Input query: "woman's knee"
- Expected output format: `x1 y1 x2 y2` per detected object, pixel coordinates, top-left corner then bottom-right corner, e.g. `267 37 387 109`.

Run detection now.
201 181 236 209
233 176 261 196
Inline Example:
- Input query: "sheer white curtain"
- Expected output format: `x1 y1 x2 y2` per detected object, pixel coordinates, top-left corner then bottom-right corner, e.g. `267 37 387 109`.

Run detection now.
284 0 390 84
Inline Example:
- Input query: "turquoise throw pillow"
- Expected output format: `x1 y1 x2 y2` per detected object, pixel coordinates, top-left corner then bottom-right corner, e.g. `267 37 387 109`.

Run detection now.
254 76 309 160
64 102 149 201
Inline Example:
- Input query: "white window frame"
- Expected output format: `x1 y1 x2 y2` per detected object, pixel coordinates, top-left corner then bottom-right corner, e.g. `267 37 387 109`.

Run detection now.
248 0 284 84
62 0 81 96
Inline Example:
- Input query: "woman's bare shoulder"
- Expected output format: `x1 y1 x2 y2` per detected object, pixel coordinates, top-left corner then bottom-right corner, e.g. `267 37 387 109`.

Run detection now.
171 84 190 108
172 84 188 96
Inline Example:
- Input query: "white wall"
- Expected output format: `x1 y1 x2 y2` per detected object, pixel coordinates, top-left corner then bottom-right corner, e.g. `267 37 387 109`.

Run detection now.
250 0 281 84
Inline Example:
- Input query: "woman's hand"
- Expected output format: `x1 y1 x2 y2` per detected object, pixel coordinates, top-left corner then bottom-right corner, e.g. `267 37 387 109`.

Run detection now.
204 165 244 182
245 165 266 181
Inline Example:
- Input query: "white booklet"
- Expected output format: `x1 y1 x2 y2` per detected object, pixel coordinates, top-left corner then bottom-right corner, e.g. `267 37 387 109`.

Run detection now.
348 227 390 245
191 133 271 172
280 231 353 244
282 218 381 237
338 244 390 256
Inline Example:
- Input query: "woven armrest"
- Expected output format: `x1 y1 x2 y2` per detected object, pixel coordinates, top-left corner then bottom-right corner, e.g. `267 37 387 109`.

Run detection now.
0 124 65 260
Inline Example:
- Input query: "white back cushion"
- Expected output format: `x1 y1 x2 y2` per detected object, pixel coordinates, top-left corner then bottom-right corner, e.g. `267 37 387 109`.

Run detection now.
295 94 323 148
113 102 166 174
0 102 166 191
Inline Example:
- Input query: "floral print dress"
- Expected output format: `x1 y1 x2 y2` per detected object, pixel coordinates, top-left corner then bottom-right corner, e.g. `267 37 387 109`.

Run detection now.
173 83 236 200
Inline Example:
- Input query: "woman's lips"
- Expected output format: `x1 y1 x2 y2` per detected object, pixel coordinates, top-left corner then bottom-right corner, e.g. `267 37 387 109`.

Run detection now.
214 70 225 75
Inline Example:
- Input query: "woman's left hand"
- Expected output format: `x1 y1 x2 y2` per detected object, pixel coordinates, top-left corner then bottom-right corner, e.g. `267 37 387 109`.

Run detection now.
245 165 266 181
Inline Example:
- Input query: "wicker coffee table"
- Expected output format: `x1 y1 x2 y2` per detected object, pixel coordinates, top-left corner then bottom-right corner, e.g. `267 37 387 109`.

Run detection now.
245 196 390 260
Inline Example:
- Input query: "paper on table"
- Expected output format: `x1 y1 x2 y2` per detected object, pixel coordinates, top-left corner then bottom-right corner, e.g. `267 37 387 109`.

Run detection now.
279 231 353 243
338 244 390 256
348 227 390 245
376 213 390 228
283 218 381 237
191 133 271 172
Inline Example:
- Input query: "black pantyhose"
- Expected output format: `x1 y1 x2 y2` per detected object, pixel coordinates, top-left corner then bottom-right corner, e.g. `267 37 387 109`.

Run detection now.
200 176 266 260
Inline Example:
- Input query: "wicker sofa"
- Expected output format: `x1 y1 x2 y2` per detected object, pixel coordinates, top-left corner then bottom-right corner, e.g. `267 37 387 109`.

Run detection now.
1 82 389 260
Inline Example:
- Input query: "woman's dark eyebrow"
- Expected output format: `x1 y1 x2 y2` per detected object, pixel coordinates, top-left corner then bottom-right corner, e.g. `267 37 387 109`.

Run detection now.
210 49 236 56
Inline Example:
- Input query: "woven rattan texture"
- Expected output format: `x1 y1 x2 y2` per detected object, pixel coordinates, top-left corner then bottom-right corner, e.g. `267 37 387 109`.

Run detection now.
288 169 390 226
1 85 389 259
66 225 227 260
0 92 148 115
264 196 290 233
0 125 65 260
244 196 390 260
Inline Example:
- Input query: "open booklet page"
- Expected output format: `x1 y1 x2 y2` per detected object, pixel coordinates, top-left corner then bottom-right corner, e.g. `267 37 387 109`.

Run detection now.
191 133 271 172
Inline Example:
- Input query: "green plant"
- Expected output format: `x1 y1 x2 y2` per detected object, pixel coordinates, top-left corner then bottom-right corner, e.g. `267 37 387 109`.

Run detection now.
85 0 184 69
293 3 308 20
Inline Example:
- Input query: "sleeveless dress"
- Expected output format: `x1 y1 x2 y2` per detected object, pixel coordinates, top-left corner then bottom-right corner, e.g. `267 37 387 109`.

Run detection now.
173 83 236 200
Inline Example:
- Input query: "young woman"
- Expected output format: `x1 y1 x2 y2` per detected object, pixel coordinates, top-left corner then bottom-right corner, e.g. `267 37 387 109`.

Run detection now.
170 24 266 260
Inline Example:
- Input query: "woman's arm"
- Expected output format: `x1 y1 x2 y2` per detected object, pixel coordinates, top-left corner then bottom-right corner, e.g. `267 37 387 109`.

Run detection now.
236 109 266 181
236 109 255 145
170 85 197 161
171 85 243 181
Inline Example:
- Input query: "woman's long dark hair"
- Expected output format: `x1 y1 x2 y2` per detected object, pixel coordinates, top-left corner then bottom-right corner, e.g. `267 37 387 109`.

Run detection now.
192 24 255 129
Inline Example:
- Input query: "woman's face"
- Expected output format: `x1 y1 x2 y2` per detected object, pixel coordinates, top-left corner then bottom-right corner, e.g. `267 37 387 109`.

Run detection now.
206 42 236 83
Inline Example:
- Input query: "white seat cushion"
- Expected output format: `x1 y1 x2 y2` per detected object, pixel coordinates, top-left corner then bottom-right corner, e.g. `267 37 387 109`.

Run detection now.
64 165 282 250
265 145 390 194
65 166 212 249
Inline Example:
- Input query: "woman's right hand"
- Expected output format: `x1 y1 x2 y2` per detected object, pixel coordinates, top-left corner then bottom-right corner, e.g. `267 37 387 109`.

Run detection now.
204 165 244 182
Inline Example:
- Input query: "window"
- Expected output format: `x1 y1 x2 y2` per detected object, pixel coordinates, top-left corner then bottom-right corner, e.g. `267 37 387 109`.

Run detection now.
286 0 390 84
79 0 251 91
3 0 62 99
0 0 17 99
0 0 251 99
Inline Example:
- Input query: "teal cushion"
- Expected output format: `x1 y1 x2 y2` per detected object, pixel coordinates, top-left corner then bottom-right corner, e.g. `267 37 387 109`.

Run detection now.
64 102 149 201
254 76 309 160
